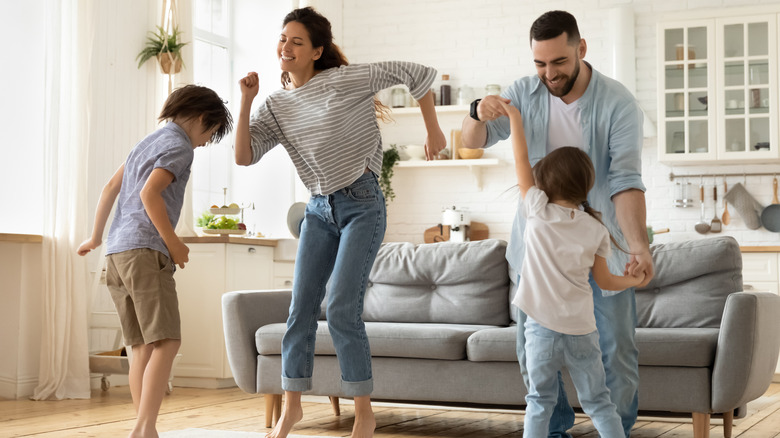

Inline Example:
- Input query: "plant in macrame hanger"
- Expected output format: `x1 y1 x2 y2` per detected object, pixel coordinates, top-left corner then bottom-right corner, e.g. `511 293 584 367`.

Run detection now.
135 0 186 94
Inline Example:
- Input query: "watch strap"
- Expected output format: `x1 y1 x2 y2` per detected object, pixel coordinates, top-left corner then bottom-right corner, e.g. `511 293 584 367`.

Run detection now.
469 99 482 121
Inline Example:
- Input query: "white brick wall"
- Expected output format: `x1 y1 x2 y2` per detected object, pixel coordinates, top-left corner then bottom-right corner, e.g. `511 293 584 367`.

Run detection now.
341 0 780 246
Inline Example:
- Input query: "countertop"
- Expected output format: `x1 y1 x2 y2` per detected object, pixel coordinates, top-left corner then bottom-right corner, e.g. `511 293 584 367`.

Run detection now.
0 233 43 243
180 235 278 246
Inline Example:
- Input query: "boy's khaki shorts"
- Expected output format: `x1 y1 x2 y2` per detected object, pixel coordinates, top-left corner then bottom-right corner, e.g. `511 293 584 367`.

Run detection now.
106 248 181 346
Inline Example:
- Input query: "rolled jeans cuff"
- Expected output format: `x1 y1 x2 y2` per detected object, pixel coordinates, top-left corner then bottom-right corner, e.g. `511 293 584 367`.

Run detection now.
342 378 373 397
282 376 312 392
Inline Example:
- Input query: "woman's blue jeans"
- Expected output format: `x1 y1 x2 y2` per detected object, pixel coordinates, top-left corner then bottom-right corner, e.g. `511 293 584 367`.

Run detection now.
516 275 640 437
523 318 624 438
281 172 386 397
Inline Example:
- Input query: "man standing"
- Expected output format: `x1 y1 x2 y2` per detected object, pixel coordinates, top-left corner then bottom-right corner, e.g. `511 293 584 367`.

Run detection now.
461 10 653 438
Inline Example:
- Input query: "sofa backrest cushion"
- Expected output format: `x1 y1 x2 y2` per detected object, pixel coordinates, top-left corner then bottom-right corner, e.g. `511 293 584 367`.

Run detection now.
636 236 742 329
360 239 510 326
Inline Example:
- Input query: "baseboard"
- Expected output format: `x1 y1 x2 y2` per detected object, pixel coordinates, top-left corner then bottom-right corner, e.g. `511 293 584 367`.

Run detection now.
0 375 38 400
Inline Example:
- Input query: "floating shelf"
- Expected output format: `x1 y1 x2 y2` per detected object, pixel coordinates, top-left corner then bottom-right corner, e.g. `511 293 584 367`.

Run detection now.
395 158 501 189
388 105 469 115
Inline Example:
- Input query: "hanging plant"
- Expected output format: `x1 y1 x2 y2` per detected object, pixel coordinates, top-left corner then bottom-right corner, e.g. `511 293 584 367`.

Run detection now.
136 26 188 74
380 145 401 205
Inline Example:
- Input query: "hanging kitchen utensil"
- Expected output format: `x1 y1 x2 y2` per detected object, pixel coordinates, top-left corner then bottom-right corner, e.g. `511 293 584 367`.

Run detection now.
710 184 721 233
694 179 710 234
760 176 780 232
646 226 670 244
721 179 730 225
723 181 763 230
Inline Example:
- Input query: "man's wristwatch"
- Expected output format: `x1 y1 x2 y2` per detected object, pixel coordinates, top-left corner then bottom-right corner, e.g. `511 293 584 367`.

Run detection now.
469 99 482 121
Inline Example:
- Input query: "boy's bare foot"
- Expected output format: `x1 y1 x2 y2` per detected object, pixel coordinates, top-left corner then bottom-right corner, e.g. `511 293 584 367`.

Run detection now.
265 403 303 438
128 427 158 438
350 410 376 438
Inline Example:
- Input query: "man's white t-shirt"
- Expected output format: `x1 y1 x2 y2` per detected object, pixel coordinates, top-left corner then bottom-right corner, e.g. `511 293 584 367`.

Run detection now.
512 186 611 335
546 93 583 153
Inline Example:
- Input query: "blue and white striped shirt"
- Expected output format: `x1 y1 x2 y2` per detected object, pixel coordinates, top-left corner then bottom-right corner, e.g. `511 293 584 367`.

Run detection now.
248 61 436 195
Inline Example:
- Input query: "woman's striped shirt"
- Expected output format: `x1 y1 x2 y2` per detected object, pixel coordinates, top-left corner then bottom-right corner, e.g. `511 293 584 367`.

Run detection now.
248 61 436 195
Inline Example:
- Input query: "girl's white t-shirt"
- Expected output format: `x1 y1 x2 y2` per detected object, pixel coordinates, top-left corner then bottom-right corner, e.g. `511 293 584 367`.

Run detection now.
512 186 611 335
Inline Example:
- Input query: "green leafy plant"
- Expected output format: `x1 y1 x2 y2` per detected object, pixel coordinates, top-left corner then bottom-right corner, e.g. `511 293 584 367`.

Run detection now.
380 145 401 204
135 25 188 69
195 212 214 227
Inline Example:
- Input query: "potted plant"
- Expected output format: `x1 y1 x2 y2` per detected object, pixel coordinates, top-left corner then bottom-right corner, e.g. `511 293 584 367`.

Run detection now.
136 25 188 74
380 145 401 205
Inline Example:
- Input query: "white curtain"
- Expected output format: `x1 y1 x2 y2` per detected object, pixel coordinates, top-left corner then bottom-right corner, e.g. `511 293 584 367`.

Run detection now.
33 0 94 400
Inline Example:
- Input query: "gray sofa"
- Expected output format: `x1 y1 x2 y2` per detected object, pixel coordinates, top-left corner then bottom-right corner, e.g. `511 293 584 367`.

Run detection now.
222 236 780 437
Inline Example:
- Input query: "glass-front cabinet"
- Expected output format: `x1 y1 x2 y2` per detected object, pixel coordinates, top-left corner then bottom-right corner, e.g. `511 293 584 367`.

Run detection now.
658 15 779 164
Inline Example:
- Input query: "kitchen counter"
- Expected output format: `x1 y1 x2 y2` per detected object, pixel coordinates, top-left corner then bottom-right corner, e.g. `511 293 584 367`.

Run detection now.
740 246 780 252
0 233 43 243
180 235 278 246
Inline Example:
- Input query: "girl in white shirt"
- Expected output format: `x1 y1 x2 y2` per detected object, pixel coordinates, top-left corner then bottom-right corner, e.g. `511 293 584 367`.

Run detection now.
499 101 644 438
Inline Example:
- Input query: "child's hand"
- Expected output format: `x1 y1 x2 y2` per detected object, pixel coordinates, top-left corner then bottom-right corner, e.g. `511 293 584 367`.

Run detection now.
168 238 190 269
498 101 521 119
239 72 260 99
77 238 100 256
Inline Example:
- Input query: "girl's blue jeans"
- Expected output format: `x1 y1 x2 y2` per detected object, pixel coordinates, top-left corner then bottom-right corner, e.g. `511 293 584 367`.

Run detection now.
522 318 625 438
516 274 639 438
281 172 386 397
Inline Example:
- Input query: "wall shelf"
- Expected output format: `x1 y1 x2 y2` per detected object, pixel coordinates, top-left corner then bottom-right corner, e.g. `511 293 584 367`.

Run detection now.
396 158 501 189
388 105 469 115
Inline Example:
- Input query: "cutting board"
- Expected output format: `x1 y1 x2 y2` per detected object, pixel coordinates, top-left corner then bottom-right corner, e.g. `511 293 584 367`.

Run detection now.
424 221 489 243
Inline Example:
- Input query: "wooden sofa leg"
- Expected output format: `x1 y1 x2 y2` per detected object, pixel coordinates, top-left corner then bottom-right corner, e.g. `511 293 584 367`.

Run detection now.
264 394 283 428
722 410 734 438
692 412 711 438
264 394 275 428
329 396 341 416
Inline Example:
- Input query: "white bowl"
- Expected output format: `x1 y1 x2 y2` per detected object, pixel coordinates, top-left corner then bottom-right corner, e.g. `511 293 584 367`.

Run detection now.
404 144 426 161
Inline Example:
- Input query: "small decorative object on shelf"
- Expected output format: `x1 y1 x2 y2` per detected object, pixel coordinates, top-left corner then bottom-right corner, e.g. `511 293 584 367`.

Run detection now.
381 145 401 204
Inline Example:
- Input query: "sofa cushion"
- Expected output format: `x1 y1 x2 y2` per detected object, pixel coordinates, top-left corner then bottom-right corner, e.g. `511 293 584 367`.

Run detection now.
636 327 719 367
256 322 498 360
467 326 518 362
636 236 742 329
359 239 511 326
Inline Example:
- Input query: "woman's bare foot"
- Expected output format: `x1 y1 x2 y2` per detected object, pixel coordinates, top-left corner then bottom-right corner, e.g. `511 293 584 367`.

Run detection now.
351 395 376 438
265 392 303 438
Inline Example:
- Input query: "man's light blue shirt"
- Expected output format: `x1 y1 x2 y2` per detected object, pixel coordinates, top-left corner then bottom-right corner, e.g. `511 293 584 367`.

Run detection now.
485 65 645 295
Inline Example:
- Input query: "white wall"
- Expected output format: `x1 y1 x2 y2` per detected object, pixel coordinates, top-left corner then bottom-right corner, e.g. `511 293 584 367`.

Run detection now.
0 241 42 399
0 1 45 234
339 0 780 246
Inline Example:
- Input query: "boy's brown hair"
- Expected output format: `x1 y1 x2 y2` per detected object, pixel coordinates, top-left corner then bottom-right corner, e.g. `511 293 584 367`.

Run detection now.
158 84 233 144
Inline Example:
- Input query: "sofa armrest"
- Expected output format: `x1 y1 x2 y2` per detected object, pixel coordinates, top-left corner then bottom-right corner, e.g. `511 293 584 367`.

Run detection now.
712 291 780 412
222 289 292 394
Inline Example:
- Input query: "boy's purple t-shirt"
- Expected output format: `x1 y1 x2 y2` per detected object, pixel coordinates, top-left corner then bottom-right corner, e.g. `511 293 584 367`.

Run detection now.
106 122 193 259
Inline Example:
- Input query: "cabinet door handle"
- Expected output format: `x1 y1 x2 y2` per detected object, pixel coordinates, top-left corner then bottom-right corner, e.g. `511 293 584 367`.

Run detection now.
284 280 293 286
248 247 256 254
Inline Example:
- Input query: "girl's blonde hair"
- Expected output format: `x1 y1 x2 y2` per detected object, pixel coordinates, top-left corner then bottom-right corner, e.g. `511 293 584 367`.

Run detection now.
533 147 626 251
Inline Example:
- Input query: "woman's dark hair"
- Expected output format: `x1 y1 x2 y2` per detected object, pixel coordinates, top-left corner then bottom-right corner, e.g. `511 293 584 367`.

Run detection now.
533 146 626 251
529 10 581 46
158 84 233 144
281 7 390 121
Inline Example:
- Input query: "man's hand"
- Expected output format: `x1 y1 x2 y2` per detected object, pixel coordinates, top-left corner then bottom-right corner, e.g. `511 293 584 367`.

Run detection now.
627 251 654 288
477 95 512 121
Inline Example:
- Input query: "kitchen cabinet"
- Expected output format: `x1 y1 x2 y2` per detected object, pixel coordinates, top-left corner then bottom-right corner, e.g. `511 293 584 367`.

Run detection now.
740 249 780 377
658 15 779 165
173 240 275 387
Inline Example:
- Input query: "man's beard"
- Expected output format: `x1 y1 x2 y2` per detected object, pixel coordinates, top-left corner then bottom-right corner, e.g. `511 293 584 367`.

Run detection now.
542 60 580 98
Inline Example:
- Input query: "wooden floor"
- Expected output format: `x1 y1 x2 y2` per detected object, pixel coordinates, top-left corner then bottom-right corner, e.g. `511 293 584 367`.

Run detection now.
2 383 779 437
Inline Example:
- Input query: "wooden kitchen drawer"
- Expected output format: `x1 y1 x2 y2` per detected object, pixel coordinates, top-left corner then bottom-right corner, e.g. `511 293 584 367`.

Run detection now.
741 253 779 283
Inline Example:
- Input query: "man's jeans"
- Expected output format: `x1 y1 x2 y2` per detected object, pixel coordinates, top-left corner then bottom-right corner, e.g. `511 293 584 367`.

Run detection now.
523 318 624 438
516 275 640 437
281 172 386 397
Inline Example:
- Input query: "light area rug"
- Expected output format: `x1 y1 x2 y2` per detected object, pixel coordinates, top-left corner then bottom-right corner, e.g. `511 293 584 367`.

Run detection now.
161 430 331 437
